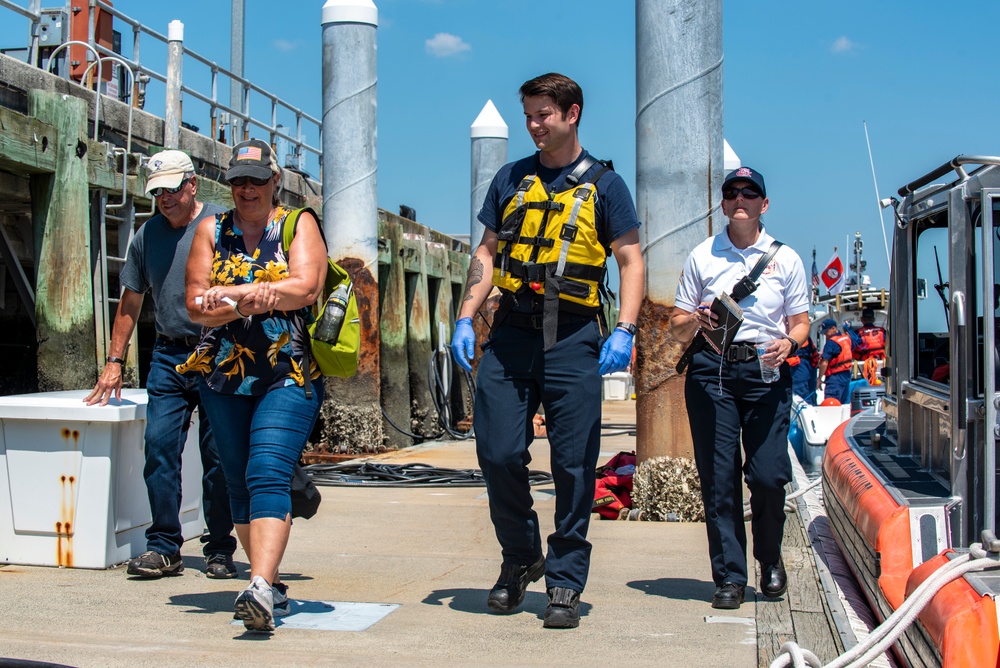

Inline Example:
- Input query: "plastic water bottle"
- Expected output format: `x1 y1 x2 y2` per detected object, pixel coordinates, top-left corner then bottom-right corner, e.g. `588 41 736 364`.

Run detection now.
756 338 780 383
313 284 350 343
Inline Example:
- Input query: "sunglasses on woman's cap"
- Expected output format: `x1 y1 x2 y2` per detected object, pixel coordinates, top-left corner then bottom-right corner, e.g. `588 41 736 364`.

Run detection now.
722 186 763 200
228 175 272 187
149 177 192 198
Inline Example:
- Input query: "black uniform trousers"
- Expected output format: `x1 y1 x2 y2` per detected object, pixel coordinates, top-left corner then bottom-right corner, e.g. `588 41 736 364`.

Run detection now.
684 347 793 587
473 315 603 594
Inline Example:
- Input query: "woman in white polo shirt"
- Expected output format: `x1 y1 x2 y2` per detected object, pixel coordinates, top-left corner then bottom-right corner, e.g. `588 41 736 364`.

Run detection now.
670 166 810 611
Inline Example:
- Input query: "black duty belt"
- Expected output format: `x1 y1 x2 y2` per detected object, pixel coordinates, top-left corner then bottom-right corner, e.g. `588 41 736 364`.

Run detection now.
723 342 758 363
157 334 200 347
505 311 593 331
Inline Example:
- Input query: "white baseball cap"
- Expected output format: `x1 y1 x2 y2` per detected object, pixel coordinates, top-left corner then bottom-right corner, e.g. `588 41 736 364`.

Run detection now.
145 150 195 195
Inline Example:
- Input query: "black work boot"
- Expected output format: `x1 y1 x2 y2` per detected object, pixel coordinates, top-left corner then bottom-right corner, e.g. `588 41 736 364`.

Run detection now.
543 587 581 628
487 555 545 613
760 558 788 598
711 582 745 609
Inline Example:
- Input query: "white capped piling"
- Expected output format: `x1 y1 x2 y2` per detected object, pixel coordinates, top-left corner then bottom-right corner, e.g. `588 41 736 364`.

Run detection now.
321 0 378 264
320 0 382 451
635 0 724 460
469 99 507 251
164 20 183 149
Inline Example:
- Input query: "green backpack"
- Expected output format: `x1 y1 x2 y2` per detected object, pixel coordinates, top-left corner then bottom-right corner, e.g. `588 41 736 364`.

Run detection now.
281 208 360 393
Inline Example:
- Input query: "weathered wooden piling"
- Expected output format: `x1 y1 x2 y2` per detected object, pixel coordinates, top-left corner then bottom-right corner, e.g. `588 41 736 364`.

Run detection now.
402 225 437 437
378 216 412 450
28 90 96 391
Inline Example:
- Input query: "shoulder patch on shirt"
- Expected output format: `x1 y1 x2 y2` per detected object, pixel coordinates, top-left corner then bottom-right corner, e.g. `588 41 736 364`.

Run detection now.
761 260 778 277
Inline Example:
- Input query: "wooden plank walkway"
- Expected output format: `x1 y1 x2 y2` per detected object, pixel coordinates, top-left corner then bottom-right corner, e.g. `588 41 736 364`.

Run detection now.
756 500 845 666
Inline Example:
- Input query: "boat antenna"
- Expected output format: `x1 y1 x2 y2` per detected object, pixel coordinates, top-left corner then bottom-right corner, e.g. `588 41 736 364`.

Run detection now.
863 121 892 273
811 247 818 304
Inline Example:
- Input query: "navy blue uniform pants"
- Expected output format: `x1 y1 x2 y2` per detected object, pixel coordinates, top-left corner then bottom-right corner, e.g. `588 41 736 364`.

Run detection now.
473 316 603 593
824 370 851 405
685 348 792 587
789 362 816 405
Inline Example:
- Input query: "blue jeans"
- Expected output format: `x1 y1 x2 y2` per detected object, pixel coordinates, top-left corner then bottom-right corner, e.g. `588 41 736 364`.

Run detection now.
198 381 324 524
143 340 236 557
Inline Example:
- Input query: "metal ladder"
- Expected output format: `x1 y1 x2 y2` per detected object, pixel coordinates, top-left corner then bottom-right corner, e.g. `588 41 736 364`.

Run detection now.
91 184 144 381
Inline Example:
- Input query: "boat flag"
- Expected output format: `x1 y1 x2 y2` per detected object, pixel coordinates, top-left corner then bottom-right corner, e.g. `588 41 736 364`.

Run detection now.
811 250 820 289
822 251 846 295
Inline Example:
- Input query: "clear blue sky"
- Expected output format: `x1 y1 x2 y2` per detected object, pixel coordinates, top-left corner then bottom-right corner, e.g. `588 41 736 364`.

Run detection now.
3 0 999 292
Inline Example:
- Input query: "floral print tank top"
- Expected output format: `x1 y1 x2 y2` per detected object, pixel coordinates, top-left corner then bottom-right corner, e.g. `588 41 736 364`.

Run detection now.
176 206 319 395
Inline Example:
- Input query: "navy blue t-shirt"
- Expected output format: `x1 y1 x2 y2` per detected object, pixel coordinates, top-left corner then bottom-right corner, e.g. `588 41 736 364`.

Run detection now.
477 150 640 250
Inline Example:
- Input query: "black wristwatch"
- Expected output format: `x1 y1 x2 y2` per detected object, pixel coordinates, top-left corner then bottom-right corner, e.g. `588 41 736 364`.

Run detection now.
783 335 799 355
616 321 637 336
106 355 126 365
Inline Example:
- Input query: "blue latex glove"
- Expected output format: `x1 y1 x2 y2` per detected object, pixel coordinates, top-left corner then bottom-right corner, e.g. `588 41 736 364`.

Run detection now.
451 317 476 372
598 328 634 376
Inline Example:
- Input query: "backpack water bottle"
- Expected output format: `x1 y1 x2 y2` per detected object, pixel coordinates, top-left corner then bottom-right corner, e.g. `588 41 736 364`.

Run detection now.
313 283 350 344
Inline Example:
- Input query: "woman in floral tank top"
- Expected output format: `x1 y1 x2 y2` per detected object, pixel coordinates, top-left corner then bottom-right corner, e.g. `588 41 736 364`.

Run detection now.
182 139 327 632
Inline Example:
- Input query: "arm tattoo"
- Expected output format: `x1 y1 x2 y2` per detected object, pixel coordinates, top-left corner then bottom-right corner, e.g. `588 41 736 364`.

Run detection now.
462 257 485 303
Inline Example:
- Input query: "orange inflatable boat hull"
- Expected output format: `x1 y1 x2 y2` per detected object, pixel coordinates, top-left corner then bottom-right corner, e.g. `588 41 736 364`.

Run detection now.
824 423 1000 666
823 422 911 609
906 552 999 667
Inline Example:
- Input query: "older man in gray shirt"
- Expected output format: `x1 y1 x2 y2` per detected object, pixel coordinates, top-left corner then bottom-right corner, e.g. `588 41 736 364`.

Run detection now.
85 150 236 579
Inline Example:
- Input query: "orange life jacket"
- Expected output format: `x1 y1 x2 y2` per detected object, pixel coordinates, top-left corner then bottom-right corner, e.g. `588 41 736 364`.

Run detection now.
854 325 886 361
827 333 853 375
788 338 818 368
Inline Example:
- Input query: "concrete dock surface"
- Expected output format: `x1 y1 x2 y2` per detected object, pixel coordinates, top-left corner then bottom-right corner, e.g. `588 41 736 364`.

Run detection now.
0 401 767 667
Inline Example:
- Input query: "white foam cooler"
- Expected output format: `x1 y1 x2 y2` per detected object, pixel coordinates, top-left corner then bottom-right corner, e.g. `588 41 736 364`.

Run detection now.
602 372 632 401
0 389 204 569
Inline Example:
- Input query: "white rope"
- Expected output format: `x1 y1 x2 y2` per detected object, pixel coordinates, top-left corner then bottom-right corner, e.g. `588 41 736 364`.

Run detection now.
743 474 821 520
769 544 1000 668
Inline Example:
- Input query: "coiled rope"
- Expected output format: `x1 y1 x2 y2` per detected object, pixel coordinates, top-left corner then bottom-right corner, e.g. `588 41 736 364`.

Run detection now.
303 462 553 488
769 542 1000 668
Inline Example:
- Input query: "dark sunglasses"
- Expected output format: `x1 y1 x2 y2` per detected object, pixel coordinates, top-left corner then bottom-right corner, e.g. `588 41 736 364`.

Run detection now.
150 177 191 198
722 186 762 200
228 175 272 187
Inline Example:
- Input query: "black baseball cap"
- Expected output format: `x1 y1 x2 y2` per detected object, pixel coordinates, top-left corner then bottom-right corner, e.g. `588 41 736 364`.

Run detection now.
226 139 279 182
722 166 766 198
861 307 875 319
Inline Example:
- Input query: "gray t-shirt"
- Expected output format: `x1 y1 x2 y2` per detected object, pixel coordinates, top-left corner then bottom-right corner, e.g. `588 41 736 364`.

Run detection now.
119 202 225 338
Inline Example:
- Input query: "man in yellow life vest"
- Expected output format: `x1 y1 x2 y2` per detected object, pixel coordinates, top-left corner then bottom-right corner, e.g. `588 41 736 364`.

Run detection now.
451 72 644 629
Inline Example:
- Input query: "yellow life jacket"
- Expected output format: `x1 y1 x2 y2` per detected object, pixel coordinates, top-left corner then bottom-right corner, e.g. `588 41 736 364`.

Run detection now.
493 157 610 314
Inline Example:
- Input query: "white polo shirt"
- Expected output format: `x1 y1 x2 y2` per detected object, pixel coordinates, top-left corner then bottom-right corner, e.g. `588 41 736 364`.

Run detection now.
675 224 810 344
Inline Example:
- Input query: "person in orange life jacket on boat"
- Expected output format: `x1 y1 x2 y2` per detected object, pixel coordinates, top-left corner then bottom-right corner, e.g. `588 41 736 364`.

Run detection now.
450 72 644 629
671 166 810 611
817 319 852 404
787 334 819 405
851 307 886 362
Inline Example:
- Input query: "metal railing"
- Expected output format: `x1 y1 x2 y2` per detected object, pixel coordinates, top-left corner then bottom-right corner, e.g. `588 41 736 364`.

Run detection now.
0 0 322 174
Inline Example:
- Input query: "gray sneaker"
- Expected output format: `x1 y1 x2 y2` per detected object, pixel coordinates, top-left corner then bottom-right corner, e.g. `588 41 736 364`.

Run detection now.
272 581 290 618
126 551 184 578
234 575 274 631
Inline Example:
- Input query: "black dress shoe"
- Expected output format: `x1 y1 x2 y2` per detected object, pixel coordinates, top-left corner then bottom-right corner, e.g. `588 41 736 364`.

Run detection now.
760 558 787 598
542 586 580 628
487 555 545 613
711 582 745 609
